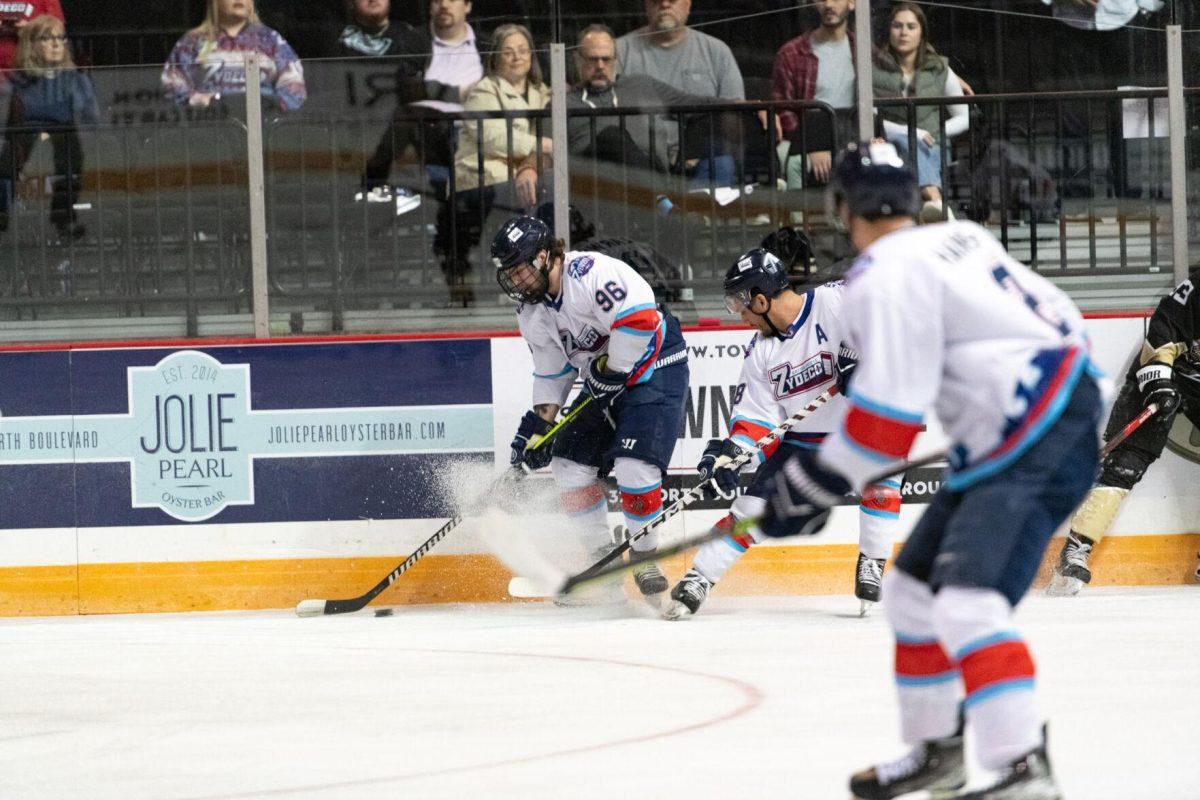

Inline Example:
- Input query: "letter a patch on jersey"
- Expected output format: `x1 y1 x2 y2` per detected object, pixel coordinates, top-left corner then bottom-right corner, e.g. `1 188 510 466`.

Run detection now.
815 324 829 344
768 352 835 400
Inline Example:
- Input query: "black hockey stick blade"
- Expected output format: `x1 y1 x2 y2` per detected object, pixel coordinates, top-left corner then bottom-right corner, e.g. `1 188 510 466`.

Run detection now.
532 450 948 599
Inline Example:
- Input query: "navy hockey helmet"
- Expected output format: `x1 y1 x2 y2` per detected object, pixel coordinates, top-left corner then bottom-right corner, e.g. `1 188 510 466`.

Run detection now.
724 248 793 339
828 140 920 222
760 226 815 275
492 215 554 304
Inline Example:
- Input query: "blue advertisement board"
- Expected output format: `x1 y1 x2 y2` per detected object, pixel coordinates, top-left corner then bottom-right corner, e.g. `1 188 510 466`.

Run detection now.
0 340 493 528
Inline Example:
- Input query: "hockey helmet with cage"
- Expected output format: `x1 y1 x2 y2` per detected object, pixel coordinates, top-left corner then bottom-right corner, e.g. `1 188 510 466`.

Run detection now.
828 140 920 221
492 215 554 304
724 248 792 339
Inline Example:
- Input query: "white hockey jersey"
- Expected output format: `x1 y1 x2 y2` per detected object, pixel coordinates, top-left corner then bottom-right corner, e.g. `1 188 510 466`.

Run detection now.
517 250 676 407
729 282 850 462
819 221 1102 493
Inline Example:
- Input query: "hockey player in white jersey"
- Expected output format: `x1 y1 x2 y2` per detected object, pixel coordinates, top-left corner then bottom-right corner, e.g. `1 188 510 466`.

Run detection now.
755 142 1103 800
664 246 902 620
494 216 690 605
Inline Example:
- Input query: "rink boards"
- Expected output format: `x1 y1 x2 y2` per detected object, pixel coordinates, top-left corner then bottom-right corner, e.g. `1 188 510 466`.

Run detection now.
0 315 1196 615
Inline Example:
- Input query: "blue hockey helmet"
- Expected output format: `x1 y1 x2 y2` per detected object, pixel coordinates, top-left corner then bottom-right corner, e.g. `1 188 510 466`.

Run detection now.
492 215 554 304
724 248 789 313
828 140 920 222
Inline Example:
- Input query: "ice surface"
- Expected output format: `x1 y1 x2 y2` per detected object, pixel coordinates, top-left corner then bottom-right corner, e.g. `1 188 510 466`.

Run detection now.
0 587 1196 799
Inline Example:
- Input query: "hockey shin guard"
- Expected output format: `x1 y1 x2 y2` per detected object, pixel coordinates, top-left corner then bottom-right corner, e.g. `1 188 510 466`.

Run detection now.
858 479 902 560
614 457 665 553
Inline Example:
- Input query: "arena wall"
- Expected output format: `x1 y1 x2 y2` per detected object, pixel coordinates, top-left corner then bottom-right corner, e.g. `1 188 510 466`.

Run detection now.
1 314 1195 616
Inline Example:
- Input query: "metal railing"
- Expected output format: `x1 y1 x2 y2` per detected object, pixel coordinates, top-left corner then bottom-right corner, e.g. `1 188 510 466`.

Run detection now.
0 77 1195 336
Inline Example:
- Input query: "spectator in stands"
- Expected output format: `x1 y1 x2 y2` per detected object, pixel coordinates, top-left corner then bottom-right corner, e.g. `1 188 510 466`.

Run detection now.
568 24 713 172
771 0 858 186
352 0 483 213
438 23 549 306
616 0 744 186
0 14 98 240
0 0 62 73
873 2 968 222
161 0 306 112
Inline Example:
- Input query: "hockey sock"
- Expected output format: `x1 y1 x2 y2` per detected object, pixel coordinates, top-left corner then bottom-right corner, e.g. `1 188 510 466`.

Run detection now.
552 457 610 556
858 479 902 560
614 456 664 553
1069 485 1128 545
932 586 1040 769
885 569 963 744
691 492 767 583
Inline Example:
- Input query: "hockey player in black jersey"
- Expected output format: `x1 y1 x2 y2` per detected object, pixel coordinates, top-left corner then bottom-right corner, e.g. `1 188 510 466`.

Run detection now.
1048 267 1200 596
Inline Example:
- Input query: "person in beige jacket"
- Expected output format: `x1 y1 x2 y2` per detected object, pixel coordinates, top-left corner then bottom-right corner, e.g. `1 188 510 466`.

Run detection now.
435 23 551 306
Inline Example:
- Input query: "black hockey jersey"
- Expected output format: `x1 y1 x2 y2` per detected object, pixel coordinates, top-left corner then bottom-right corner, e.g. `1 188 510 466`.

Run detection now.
1127 267 1200 380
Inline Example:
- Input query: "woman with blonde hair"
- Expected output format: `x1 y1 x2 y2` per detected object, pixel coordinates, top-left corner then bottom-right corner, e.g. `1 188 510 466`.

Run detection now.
161 0 306 111
0 14 97 239
436 23 551 306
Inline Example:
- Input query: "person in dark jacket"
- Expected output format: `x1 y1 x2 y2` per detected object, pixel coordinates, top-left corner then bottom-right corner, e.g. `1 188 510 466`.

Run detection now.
0 14 98 239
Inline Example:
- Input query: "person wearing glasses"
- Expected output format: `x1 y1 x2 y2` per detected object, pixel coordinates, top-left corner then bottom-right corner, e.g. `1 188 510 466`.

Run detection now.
438 23 550 306
0 14 97 241
0 0 62 74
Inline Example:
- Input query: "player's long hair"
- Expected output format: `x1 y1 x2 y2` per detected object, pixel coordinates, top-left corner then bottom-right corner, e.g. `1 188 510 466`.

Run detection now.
884 2 939 71
15 16 76 76
191 0 261 41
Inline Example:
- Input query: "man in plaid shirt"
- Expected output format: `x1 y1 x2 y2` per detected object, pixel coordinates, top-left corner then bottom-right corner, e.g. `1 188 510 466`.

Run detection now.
771 0 858 183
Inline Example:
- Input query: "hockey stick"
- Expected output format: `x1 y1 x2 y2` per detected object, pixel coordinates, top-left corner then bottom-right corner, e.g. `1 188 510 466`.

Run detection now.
1098 402 1158 460
505 387 840 598
513 449 948 600
295 396 594 617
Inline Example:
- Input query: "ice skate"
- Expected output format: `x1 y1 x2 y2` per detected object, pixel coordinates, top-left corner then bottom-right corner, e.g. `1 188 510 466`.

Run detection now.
632 559 669 608
850 730 966 799
854 554 885 616
949 727 1060 800
662 569 713 620
1046 533 1092 597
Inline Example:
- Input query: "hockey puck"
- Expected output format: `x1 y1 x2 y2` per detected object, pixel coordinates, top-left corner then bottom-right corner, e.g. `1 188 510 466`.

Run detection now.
374 608 394 617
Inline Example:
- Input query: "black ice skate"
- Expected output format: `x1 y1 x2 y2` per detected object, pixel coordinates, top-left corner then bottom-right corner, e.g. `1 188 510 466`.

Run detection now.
1046 532 1093 597
850 729 966 800
949 726 1061 800
850 730 966 800
662 569 713 620
855 554 886 616
632 560 669 599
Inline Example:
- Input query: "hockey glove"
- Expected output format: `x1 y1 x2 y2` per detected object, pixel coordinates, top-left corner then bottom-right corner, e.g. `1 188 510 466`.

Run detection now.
697 438 746 499
835 344 858 395
581 355 629 411
511 410 555 470
757 448 850 539
1136 360 1182 416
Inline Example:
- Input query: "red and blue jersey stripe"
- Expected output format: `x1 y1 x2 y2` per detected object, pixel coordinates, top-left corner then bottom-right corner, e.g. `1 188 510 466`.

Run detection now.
613 303 664 385
947 346 1088 490
840 392 925 464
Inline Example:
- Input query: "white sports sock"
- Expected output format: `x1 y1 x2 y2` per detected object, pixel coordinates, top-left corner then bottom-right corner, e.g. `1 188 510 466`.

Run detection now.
613 457 664 553
932 586 1041 769
690 494 766 583
858 479 901 560
885 569 963 744
551 457 610 556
